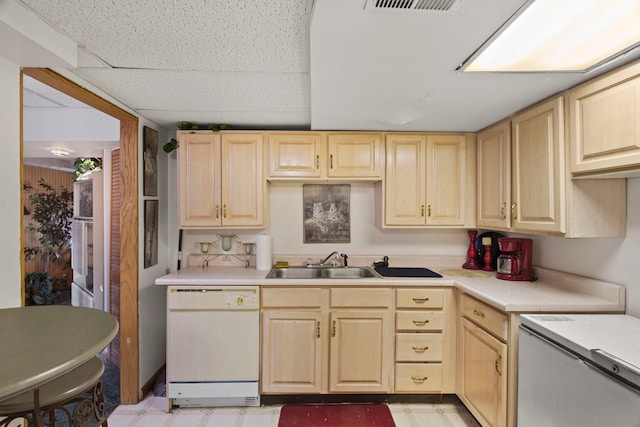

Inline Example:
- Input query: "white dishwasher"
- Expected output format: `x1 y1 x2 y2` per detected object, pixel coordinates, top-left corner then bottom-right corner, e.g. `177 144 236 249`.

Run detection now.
167 286 260 407
518 314 640 427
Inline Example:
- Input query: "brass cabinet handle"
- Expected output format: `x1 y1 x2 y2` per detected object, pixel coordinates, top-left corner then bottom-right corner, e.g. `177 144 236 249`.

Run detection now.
495 355 502 376
223 204 228 218
411 376 428 383
511 202 517 220
215 205 220 219
332 320 336 337
412 297 429 304
412 320 430 326
473 309 485 319
500 202 506 219
421 205 425 217
330 154 334 169
428 204 432 217
316 321 320 338
412 346 429 353
316 155 320 170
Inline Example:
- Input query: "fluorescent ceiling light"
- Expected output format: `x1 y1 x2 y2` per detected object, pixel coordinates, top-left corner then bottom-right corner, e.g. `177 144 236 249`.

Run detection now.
463 0 640 72
48 147 72 156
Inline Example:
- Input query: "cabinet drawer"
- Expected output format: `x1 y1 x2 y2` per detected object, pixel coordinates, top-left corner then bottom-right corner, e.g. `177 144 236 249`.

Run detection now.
396 311 443 331
396 289 444 309
395 363 442 392
460 294 507 341
261 288 323 308
331 288 391 308
395 333 443 362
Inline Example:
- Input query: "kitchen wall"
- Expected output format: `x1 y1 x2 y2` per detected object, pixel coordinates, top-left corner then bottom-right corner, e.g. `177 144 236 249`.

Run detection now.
532 177 640 317
0 55 23 307
178 182 471 267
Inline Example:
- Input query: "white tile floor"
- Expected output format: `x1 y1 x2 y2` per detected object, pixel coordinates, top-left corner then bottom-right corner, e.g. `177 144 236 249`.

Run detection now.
108 394 481 427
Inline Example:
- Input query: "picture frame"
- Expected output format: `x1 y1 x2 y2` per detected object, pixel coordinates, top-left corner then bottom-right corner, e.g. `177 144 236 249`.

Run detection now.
144 200 158 268
303 184 350 243
143 126 158 197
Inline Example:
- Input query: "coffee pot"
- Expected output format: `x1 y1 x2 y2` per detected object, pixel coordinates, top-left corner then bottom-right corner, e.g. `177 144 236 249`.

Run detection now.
496 238 534 281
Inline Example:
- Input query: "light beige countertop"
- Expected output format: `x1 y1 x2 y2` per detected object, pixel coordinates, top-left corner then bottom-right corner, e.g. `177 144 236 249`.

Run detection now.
156 264 625 314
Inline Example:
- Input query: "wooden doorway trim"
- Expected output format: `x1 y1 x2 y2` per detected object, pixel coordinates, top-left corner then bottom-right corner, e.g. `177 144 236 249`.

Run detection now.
22 68 140 404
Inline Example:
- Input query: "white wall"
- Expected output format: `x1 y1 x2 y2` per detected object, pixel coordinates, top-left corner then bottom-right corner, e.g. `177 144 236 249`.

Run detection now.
0 55 23 308
176 182 470 265
532 177 640 316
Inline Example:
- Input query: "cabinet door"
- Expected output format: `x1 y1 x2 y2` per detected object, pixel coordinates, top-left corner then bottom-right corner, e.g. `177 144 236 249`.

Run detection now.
425 134 467 226
177 131 221 227
221 133 266 227
327 133 383 178
329 310 391 393
261 311 323 393
458 317 507 427
511 97 565 234
384 135 426 225
268 133 323 178
570 62 640 175
477 121 511 229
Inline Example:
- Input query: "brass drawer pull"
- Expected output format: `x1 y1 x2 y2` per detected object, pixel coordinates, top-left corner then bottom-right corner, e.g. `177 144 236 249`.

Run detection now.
412 346 429 353
500 202 506 219
412 320 430 326
332 320 336 337
412 297 429 304
223 204 228 218
330 154 334 169
411 376 428 383
316 154 320 169
215 205 219 219
495 355 502 376
421 204 425 217
473 309 485 319
316 321 320 338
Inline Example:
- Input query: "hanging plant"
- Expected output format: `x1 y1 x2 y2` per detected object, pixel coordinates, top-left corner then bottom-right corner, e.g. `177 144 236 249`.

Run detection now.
74 157 102 181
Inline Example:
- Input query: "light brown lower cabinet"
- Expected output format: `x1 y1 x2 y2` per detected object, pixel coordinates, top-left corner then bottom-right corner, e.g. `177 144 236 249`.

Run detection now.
457 293 509 427
260 287 392 394
261 286 456 396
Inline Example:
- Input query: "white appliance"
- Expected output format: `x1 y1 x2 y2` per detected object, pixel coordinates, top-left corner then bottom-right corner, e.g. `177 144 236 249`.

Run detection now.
167 286 260 407
518 314 640 427
71 218 94 308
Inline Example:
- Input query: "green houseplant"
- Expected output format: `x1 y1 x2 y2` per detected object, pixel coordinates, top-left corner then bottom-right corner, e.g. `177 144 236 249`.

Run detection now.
24 178 74 305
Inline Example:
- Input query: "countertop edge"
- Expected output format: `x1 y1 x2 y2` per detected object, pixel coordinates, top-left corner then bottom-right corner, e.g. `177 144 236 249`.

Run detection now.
155 266 626 314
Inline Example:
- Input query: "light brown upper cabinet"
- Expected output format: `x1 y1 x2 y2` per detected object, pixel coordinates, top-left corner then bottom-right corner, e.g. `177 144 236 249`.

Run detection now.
476 120 511 230
569 60 640 177
267 132 383 180
511 97 566 234
383 133 475 227
177 131 267 228
477 94 626 237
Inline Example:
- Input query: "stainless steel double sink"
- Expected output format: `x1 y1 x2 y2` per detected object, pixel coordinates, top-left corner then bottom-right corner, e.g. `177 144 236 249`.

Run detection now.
266 266 379 279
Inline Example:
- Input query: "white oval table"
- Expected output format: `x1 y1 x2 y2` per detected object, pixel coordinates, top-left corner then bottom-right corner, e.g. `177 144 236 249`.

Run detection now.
0 305 118 402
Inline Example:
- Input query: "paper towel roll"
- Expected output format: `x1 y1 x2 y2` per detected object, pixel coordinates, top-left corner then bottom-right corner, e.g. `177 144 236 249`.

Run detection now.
256 235 272 270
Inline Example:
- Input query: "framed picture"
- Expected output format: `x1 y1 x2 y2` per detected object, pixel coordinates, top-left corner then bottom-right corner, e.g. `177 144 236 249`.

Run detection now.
303 184 350 243
143 126 158 196
74 180 93 218
144 200 158 268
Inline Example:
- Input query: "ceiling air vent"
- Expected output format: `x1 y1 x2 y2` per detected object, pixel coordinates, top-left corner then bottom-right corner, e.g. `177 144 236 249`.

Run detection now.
365 0 461 13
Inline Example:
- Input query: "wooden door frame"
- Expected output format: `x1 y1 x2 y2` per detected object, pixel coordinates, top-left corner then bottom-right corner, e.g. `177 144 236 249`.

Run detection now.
21 68 140 404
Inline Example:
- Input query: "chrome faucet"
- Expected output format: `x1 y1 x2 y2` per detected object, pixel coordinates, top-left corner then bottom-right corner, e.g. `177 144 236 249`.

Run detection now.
320 251 339 266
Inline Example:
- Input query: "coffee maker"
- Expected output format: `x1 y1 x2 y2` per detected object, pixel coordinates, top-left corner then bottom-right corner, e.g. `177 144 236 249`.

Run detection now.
496 238 533 281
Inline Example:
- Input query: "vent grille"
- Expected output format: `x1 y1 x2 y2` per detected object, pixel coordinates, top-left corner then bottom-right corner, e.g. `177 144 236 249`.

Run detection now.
366 0 461 12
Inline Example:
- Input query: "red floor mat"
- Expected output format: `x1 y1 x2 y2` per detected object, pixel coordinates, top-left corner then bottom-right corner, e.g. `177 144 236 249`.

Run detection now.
278 403 396 427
